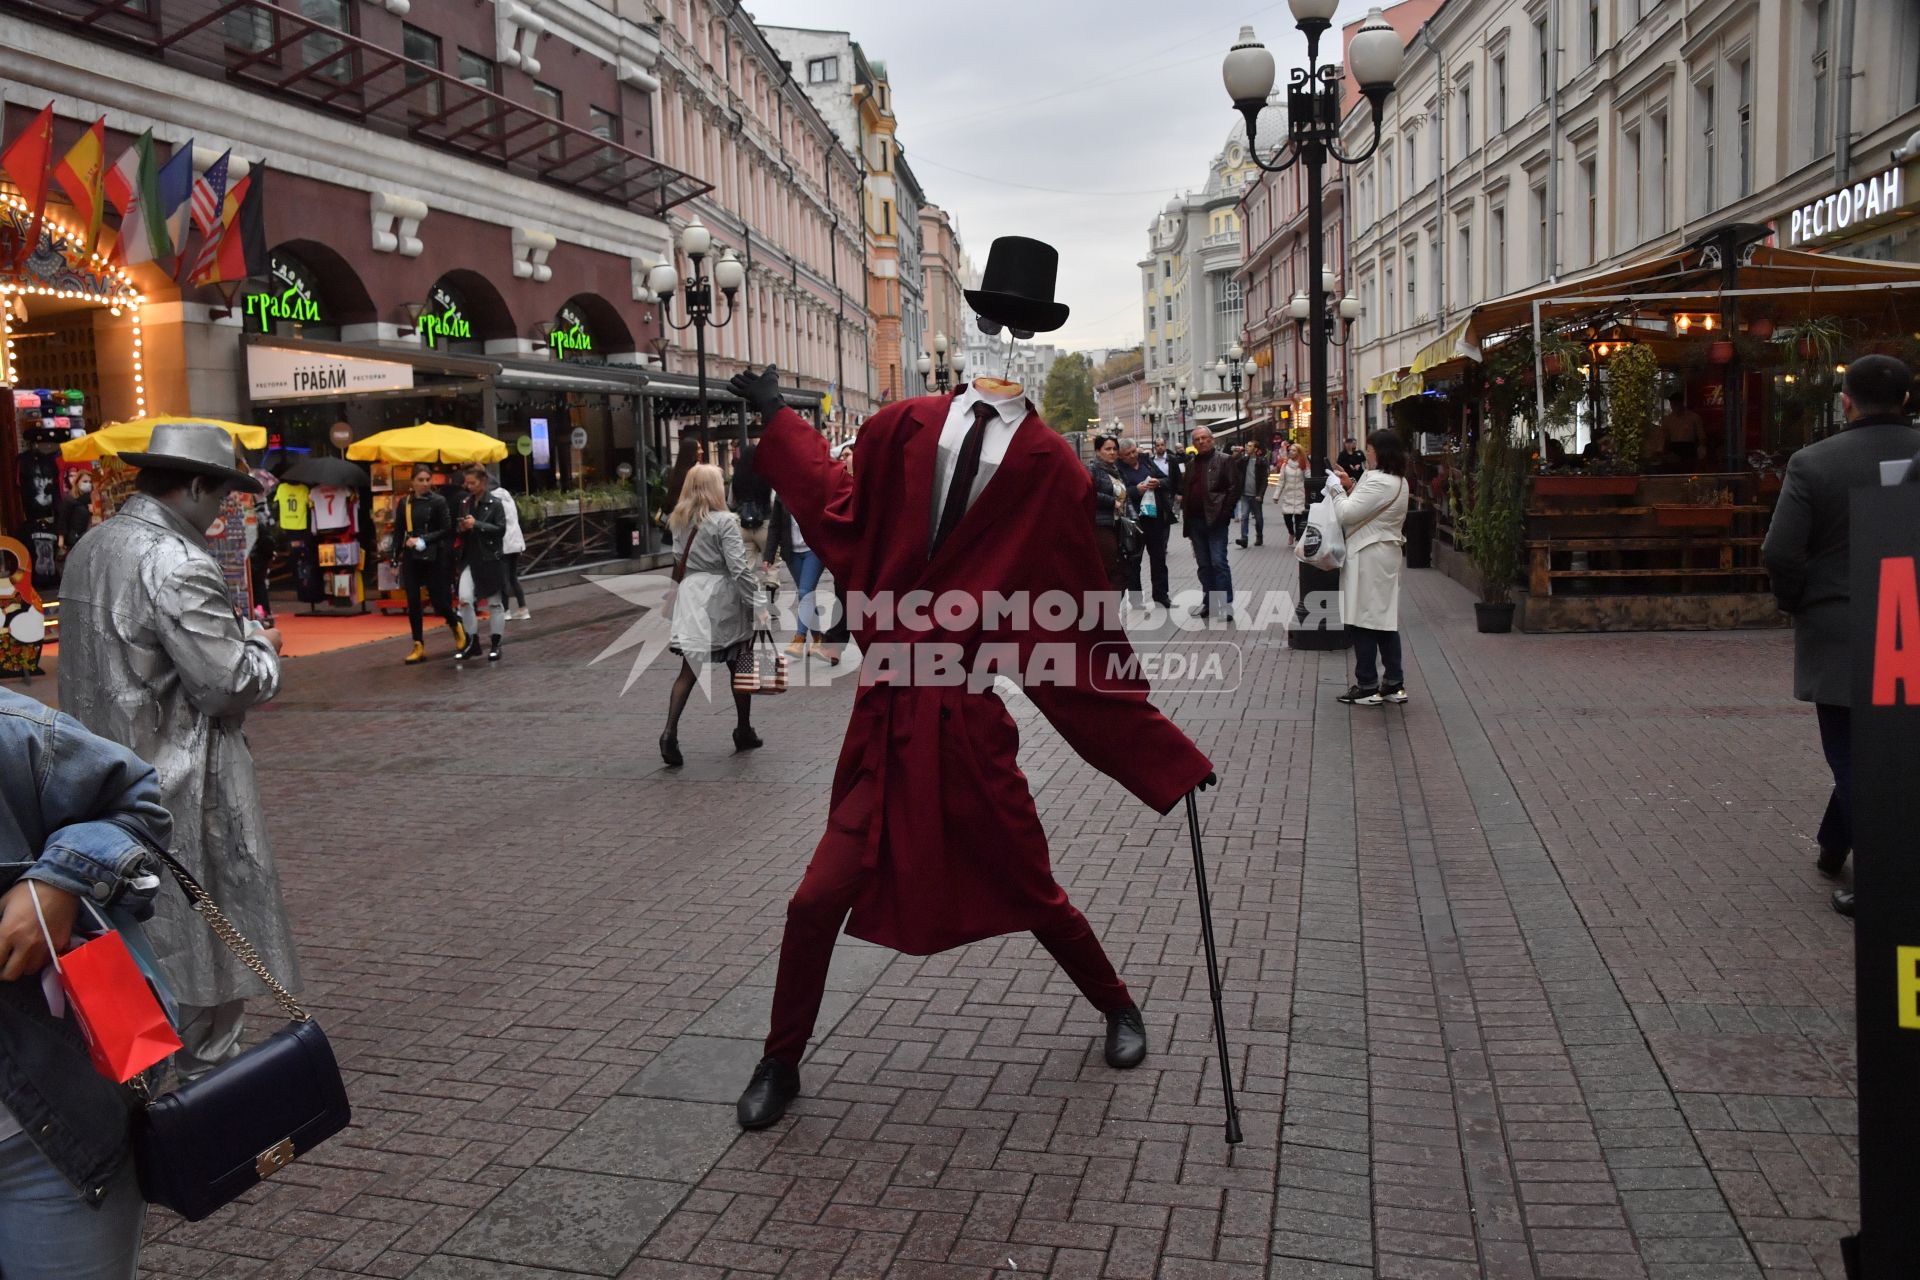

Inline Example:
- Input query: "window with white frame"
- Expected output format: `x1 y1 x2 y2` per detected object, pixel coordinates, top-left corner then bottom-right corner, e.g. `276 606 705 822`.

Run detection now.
1580 156 1598 265
1692 76 1716 217
1650 109 1669 233
1532 182 1548 282
1384 263 1397 331
1587 0 1601 62
1405 242 1418 319
1459 79 1474 154
1623 125 1641 246
807 56 838 83
1735 55 1753 198
1490 205 1506 296
1535 16 1549 104
1493 54 1507 132
1810 0 1832 161
1457 220 1473 309
1406 135 1418 192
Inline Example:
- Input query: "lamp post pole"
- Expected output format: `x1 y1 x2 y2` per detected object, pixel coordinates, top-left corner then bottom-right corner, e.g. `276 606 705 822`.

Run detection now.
1215 342 1246 430
1226 2 1402 650
918 332 966 394
651 219 745 463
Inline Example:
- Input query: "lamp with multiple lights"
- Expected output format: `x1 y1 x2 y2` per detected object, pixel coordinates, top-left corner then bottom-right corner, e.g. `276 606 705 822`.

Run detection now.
916 331 968 393
1225 0 1402 646
1213 342 1246 427
648 218 746 457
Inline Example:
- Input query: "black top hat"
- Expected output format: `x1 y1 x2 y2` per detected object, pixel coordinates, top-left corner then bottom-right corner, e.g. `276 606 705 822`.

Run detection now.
965 236 1070 335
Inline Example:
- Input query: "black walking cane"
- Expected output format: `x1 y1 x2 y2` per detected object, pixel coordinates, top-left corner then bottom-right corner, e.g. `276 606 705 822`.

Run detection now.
1185 788 1243 1144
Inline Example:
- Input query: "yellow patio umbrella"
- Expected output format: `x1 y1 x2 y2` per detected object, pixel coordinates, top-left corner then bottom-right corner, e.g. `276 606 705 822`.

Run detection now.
62 416 268 462
345 423 508 465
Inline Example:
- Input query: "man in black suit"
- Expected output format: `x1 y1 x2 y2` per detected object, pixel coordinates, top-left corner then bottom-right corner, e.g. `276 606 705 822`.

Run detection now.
1762 355 1920 917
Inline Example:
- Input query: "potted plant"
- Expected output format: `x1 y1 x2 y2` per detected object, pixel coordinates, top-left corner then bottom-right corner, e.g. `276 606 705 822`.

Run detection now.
1465 424 1526 632
1606 343 1662 468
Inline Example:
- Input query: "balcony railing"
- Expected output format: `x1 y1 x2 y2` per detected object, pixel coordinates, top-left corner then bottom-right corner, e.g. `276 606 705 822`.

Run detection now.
4 0 712 219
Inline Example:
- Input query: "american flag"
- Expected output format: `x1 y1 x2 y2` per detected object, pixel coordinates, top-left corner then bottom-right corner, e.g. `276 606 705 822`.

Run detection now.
188 150 230 238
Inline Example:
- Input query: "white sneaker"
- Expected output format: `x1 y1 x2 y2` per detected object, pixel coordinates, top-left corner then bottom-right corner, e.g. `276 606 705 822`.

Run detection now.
514 607 531 621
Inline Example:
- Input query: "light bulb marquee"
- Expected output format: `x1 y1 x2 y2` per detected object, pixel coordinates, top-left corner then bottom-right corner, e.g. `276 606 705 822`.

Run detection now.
0 190 146 417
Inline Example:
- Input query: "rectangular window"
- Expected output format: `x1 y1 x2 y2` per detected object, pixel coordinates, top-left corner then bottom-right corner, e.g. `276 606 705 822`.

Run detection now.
402 23 442 119
457 48 501 143
1490 206 1506 296
1812 0 1832 156
531 82 564 162
1429 231 1440 307
1736 57 1753 198
589 104 620 164
883 202 892 235
1581 157 1597 264
1494 55 1507 131
1693 77 1716 216
1532 183 1548 282
1459 82 1473 153
807 56 838 83
1458 223 1472 308
299 0 353 84
1406 136 1418 191
1383 152 1395 205
1405 244 1418 319
1536 17 1549 104
1651 110 1669 233
1588 0 1601 62
1384 265 1396 331
1623 126 1641 246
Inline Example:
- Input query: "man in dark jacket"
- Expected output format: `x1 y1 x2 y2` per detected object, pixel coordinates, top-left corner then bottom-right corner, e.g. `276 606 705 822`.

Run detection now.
1236 444 1272 547
1336 437 1367 481
454 465 509 662
1116 439 1172 608
391 463 466 664
1762 355 1920 917
1182 426 1242 619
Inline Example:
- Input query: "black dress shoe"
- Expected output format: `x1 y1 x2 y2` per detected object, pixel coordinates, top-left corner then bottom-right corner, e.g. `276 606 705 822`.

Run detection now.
733 726 764 752
1816 845 1849 879
1104 1005 1147 1069
1832 889 1856 918
736 1056 800 1129
659 733 683 768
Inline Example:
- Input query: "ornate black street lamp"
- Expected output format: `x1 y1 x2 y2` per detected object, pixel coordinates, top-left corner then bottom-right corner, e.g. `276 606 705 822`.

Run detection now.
1176 376 1193 442
1225 1 1403 648
649 218 746 459
916 331 968 393
1213 341 1246 425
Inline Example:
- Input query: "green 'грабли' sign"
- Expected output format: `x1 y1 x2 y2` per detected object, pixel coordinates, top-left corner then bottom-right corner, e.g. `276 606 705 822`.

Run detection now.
548 303 595 359
244 253 325 333
419 281 474 349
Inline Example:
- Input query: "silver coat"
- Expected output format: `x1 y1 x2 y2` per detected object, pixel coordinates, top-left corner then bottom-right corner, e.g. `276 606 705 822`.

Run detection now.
56 494 299 1007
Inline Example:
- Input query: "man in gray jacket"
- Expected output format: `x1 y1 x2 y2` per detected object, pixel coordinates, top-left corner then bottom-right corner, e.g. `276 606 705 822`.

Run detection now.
1762 355 1920 917
58 422 300 1075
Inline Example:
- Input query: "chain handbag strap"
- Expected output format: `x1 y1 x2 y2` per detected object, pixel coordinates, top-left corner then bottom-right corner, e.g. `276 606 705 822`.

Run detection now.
155 851 309 1024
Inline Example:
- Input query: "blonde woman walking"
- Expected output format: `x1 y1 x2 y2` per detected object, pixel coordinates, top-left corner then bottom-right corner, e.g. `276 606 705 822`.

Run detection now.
661 463 765 766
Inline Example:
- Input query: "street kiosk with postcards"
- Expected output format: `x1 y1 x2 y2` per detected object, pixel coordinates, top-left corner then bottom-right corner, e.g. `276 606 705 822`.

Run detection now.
1845 456 1920 1276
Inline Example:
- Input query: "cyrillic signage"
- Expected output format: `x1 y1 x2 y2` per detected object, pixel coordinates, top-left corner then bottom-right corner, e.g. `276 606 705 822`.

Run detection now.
549 302 594 359
1786 167 1907 247
420 281 474 349
247 345 414 401
243 253 324 333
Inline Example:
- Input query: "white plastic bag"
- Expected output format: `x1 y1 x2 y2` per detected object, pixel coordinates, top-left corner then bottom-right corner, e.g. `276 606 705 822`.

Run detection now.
1293 473 1347 571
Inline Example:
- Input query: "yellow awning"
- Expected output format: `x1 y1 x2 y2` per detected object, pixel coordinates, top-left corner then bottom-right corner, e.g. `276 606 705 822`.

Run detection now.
63 416 268 461
345 423 509 465
1364 370 1401 395
1411 319 1481 375
1380 372 1426 405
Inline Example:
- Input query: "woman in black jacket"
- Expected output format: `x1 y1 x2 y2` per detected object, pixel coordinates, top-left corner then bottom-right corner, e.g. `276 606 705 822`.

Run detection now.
1087 435 1130 590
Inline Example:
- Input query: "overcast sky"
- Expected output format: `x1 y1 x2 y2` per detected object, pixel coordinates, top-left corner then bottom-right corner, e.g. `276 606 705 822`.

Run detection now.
739 0 1386 356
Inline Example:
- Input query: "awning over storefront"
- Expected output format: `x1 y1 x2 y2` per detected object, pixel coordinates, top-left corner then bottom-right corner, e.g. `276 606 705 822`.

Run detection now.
1464 235 1920 343
492 359 650 397
1367 370 1424 405
1410 319 1481 378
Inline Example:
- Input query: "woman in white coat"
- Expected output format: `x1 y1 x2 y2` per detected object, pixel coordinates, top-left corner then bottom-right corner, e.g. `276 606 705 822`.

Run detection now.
1327 430 1411 705
660 463 765 766
1275 444 1309 543
492 480 529 618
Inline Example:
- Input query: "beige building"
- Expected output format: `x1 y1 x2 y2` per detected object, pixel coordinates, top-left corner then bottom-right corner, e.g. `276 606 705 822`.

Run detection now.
1344 0 1920 433
651 3 872 421
918 203 968 371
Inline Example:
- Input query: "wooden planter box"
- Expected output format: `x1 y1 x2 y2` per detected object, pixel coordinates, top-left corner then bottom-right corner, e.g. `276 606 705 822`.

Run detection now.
1652 504 1736 529
1532 474 1640 498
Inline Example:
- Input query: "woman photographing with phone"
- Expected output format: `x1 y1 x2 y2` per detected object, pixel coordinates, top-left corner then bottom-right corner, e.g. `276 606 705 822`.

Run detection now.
1326 430 1411 706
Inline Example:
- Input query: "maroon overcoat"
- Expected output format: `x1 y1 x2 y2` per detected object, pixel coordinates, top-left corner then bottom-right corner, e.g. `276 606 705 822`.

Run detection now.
757 395 1213 956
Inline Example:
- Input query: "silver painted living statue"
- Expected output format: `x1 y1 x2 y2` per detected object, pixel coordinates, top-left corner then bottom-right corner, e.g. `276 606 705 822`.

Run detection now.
57 421 300 1079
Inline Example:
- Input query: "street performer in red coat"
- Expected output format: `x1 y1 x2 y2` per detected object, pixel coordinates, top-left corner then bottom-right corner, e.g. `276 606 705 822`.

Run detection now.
728 236 1215 1130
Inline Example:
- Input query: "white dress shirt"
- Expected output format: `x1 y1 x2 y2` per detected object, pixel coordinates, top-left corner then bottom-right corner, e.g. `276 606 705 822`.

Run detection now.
929 383 1030 543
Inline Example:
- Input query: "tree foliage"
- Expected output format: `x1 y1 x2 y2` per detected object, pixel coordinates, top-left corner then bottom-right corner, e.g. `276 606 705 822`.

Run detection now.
1041 353 1098 434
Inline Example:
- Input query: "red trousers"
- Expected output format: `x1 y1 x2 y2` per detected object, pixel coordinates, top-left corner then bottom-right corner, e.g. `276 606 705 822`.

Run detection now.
764 832 1134 1066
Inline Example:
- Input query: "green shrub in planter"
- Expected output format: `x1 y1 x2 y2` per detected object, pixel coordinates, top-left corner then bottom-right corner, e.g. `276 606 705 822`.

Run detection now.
1463 426 1525 606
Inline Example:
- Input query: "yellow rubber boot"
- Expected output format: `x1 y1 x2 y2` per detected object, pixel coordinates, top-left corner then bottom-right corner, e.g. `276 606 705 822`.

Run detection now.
403 642 427 665
451 621 469 652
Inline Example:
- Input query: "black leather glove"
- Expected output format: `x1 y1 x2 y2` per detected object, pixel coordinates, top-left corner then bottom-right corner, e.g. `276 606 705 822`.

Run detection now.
728 364 785 420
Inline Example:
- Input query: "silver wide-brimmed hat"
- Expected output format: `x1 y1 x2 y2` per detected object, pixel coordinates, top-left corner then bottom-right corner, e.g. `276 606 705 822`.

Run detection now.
120 422 264 493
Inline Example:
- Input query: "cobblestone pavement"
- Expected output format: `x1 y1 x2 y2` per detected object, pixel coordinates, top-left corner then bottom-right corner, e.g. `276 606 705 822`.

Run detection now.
24 533 1854 1279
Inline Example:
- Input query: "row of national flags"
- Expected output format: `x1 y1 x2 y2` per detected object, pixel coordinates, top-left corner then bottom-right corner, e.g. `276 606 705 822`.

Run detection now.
0 103 265 287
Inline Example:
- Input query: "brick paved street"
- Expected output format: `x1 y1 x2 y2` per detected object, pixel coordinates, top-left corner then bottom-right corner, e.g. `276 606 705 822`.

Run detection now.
23 543 1856 1280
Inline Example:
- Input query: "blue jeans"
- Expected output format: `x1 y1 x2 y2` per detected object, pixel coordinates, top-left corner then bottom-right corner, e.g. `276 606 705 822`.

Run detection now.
0 1134 143 1280
1238 495 1264 543
1189 523 1233 612
787 549 825 637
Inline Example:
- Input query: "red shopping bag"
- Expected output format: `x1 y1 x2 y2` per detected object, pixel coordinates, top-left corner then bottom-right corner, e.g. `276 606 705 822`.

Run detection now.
31 885 182 1083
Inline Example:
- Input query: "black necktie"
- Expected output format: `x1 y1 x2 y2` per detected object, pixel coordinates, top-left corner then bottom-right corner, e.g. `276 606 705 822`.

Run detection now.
931 402 997 558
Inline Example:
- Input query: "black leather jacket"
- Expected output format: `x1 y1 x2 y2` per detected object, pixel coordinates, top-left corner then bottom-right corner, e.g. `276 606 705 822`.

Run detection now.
391 490 451 563
455 490 506 567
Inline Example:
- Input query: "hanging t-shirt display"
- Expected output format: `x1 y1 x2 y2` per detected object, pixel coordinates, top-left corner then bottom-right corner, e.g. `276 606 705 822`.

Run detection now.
274 482 311 531
310 485 358 531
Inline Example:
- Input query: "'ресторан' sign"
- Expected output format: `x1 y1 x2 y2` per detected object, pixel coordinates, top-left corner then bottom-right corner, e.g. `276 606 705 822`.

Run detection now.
1787 167 1905 247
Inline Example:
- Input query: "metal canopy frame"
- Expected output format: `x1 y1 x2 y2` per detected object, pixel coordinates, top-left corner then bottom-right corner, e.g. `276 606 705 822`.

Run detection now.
5 0 712 219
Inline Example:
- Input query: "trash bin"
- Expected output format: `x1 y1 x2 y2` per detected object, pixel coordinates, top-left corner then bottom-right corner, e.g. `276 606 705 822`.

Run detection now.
1404 507 1436 569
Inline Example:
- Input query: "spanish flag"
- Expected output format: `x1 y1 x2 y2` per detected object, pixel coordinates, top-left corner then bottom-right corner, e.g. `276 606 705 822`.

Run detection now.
188 162 266 288
52 116 106 255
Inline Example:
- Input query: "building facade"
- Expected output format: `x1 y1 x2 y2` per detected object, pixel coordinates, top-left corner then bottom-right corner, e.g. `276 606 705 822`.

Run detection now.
1140 127 1259 428
918 202 968 377
1 0 724 515
647 1 874 423
1094 352 1149 436
894 151 927 399
1343 0 1920 435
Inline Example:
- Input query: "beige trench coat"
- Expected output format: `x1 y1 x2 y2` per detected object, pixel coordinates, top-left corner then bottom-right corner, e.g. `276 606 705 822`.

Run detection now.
1330 471 1410 632
56 494 299 1007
